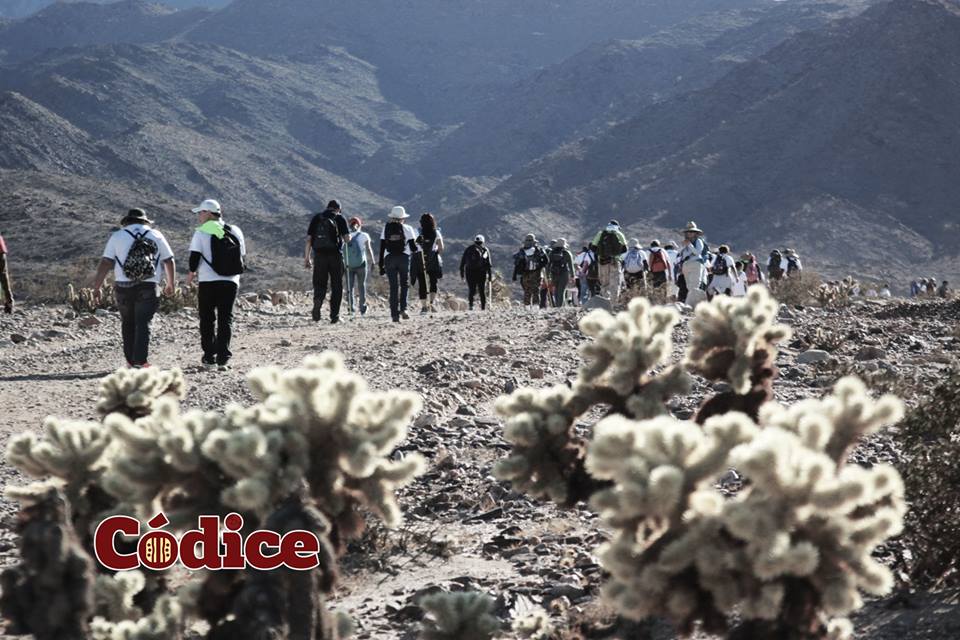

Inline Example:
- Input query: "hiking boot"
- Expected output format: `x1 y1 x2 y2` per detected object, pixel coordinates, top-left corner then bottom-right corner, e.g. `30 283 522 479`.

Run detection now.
311 302 322 322
392 316 400 323
217 363 232 372
331 317 341 325
401 311 410 320
468 303 474 311
360 304 368 316
420 307 428 315
202 356 217 370
132 362 151 369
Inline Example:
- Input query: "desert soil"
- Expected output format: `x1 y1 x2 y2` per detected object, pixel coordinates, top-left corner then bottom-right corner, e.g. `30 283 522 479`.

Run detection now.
1 290 959 639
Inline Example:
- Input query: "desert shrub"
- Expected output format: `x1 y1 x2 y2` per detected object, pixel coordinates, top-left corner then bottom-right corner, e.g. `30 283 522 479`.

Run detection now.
67 284 115 313
769 271 822 306
494 288 905 640
2 355 425 640
816 277 859 309
899 369 960 588
158 284 198 314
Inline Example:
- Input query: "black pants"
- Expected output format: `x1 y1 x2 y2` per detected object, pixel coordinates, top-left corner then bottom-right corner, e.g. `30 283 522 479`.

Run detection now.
552 272 571 308
385 253 410 320
312 250 344 321
115 283 159 366
677 274 688 302
411 257 439 300
650 271 668 288
466 271 487 309
198 281 238 365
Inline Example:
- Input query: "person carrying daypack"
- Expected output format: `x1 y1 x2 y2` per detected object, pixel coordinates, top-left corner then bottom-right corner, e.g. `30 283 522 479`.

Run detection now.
767 249 784 281
676 221 708 304
512 233 548 310
706 244 739 299
0 231 13 313
412 213 445 314
186 199 246 371
344 217 376 316
305 199 350 324
460 234 493 311
574 245 593 306
379 206 419 323
647 240 672 289
547 238 576 308
622 239 647 293
741 252 764 286
589 220 628 301
92 208 176 368
785 249 803 278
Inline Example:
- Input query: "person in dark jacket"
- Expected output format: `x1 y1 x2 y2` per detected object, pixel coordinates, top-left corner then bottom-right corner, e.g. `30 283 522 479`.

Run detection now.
412 213 445 314
546 238 576 308
512 234 548 310
305 199 350 324
460 234 493 310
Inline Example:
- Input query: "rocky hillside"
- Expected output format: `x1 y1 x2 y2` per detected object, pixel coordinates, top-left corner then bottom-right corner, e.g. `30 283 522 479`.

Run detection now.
0 0 222 19
411 0 873 185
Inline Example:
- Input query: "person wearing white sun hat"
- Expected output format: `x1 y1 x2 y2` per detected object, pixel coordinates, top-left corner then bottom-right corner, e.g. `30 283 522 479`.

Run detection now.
378 206 418 323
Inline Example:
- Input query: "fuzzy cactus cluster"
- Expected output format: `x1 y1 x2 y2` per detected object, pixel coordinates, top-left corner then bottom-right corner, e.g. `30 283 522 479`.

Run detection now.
2 354 425 640
495 287 906 639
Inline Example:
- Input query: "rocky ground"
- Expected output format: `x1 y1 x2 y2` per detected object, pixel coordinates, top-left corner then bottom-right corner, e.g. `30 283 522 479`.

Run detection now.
1 290 959 639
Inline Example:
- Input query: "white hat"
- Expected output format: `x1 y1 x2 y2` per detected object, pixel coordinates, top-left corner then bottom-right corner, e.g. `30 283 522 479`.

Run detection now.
192 199 221 215
474 234 485 243
389 206 409 219
629 238 641 249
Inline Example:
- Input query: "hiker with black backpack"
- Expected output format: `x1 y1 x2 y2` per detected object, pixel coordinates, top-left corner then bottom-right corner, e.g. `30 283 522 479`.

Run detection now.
92 208 175 368
412 213 445 314
379 206 419 323
0 231 13 313
306 199 350 324
706 245 739 299
186 199 246 371
460 234 493 311
589 220 627 301
546 238 576 308
512 234 548 310
785 249 803 278
344 216 376 316
767 249 784 281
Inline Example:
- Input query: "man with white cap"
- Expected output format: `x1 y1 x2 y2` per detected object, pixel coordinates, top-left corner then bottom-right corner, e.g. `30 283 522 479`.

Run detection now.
186 198 246 371
460 234 493 311
379 206 418 322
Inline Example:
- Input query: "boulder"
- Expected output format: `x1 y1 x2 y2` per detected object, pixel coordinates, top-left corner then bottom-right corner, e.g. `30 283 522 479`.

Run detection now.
797 349 830 365
484 344 507 357
79 316 102 328
855 346 886 361
583 296 612 312
10 333 27 344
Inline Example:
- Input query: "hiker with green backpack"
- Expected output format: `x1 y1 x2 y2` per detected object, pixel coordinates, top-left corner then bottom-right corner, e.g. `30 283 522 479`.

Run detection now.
343 216 376 316
589 220 628 301
92 208 176 368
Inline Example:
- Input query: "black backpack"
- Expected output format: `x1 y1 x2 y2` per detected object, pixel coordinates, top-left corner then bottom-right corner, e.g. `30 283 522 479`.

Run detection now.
120 229 159 282
206 224 245 276
384 222 406 254
598 231 625 263
464 245 487 272
311 213 340 252
549 249 568 277
787 255 801 273
712 255 729 276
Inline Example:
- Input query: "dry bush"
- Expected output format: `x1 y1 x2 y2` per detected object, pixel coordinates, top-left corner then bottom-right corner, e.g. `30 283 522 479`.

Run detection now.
768 271 822 306
900 369 960 588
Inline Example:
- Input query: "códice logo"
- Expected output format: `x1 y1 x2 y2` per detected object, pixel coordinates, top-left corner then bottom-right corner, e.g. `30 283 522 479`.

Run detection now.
94 512 321 571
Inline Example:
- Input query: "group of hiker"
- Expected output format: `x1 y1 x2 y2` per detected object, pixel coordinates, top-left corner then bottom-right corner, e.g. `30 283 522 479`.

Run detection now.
88 200 246 369
911 277 950 298
510 220 805 308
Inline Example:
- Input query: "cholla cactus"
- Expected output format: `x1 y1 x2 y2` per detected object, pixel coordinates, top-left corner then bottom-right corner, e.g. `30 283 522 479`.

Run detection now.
419 592 501 640
511 607 554 639
586 378 904 638
68 284 114 313
95 367 186 418
3 354 423 640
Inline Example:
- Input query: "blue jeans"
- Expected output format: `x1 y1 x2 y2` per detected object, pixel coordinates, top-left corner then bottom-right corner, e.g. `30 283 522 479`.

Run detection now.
347 264 368 313
578 274 590 304
385 253 409 320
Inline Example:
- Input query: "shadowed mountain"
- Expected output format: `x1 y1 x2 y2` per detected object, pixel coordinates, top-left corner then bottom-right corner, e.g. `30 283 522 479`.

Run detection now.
443 0 960 263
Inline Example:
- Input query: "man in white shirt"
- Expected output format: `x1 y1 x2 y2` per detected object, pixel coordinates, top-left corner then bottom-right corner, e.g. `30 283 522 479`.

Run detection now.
378 206 418 323
92 208 175 368
706 244 739 299
185 199 246 370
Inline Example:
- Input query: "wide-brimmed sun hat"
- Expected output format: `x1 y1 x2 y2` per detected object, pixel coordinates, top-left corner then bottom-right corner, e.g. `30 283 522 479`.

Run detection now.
683 221 704 234
389 206 409 219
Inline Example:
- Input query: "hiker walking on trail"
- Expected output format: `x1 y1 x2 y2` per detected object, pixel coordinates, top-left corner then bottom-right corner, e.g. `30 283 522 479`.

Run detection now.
784 249 803 278
344 217 376 316
590 220 627 300
512 234 548 310
412 213 445 314
676 221 708 304
460 234 492 311
547 238 576 308
186 199 246 371
574 245 593 306
706 245 739 299
622 239 647 295
767 249 784 281
92 208 175 368
0 232 13 313
379 206 418 323
306 200 350 324
741 253 764 287
647 240 673 290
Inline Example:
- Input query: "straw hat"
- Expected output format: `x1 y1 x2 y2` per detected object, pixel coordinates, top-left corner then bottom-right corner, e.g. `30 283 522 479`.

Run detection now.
683 221 704 234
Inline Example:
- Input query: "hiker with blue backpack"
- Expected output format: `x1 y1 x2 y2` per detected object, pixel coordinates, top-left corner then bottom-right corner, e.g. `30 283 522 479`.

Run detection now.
186 199 246 371
92 208 175 368
343 216 376 316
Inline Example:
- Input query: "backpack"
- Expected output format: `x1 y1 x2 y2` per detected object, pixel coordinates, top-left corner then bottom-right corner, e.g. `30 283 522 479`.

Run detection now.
745 262 761 284
120 229 159 282
712 255 729 276
768 251 782 270
311 213 340 252
700 240 711 262
464 246 487 272
207 225 245 276
384 222 406 255
549 249 569 277
623 249 644 273
649 249 667 273
345 232 366 269
598 231 626 263
786 255 801 274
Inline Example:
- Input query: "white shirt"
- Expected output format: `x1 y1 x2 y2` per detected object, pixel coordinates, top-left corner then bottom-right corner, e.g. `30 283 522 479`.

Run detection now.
189 223 246 284
381 222 417 256
102 224 174 284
